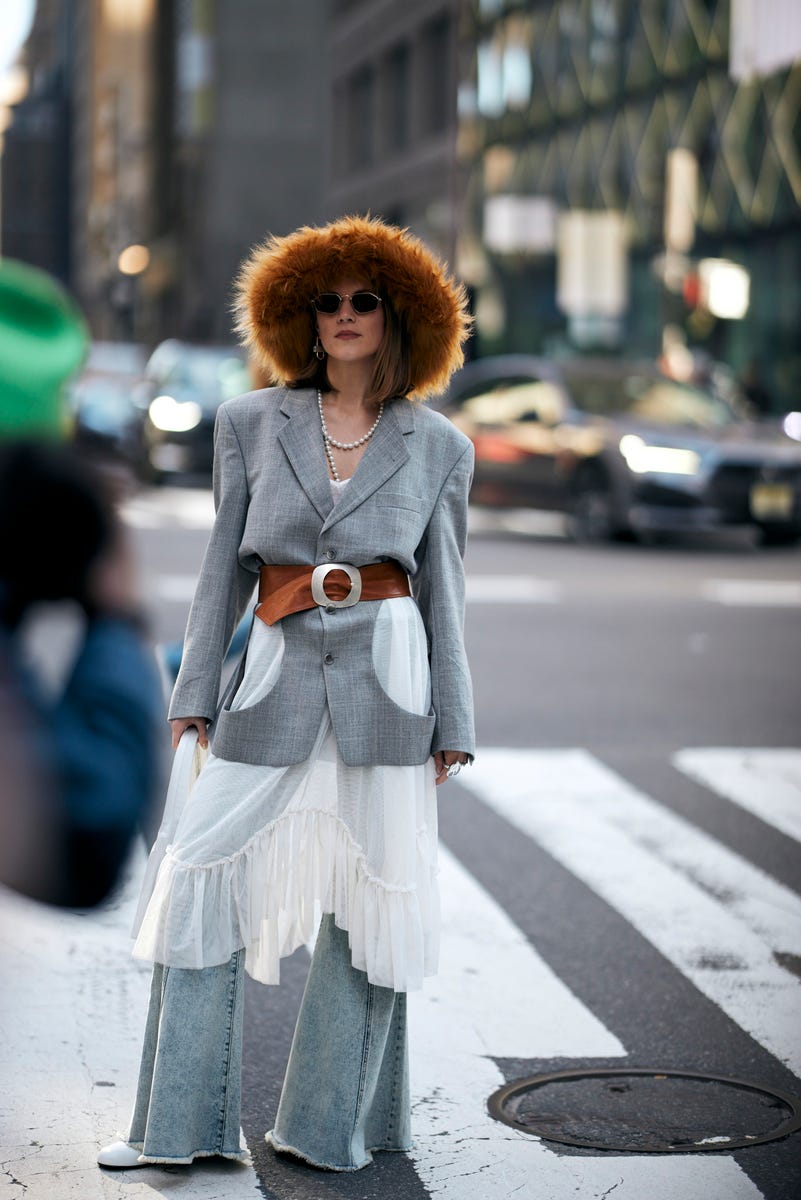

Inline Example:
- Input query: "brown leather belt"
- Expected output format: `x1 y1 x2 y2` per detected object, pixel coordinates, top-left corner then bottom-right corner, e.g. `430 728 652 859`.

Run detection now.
256 560 411 626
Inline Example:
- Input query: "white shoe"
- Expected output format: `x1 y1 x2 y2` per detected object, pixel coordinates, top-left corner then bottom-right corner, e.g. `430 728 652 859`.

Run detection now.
97 1140 147 1168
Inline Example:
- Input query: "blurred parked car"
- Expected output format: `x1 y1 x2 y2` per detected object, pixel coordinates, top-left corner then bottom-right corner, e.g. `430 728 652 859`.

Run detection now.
68 342 148 471
136 340 252 481
440 356 801 546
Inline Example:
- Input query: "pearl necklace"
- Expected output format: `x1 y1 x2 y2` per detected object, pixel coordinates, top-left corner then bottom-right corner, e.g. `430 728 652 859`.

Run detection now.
317 389 383 482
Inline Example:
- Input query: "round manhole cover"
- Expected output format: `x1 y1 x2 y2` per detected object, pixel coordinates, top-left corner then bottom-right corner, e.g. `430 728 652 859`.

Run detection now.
488 1069 801 1153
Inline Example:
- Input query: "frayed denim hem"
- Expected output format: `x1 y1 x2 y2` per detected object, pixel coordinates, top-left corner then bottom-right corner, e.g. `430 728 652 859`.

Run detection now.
265 1129 411 1173
128 1140 249 1166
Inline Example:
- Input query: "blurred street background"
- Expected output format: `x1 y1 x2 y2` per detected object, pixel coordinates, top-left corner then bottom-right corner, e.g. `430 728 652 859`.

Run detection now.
1 2 800 1199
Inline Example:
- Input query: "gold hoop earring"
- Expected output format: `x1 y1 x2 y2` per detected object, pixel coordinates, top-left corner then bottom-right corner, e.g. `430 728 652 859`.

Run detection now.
314 336 326 361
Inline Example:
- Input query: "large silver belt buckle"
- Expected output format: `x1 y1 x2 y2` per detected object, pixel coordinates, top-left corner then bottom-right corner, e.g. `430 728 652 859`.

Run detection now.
311 562 363 609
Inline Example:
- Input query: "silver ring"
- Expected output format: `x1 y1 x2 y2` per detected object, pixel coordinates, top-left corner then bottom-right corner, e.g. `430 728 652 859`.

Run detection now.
446 762 462 779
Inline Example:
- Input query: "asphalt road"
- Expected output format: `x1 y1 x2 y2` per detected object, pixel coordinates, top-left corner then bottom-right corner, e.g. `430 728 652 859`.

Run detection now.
124 491 801 1200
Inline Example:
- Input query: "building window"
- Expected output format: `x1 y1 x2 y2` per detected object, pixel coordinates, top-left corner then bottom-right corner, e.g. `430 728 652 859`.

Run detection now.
502 17 532 110
348 65 375 169
477 37 504 118
421 14 452 136
477 16 532 119
385 43 410 153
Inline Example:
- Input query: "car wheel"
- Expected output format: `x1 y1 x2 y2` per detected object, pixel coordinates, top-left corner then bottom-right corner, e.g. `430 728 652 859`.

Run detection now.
570 470 625 543
756 523 801 547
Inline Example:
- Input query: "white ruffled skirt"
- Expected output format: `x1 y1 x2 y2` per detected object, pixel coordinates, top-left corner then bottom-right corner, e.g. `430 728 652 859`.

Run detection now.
131 598 439 992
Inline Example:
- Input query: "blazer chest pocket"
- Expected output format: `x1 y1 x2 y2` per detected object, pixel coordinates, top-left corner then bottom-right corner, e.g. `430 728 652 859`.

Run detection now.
376 492 423 513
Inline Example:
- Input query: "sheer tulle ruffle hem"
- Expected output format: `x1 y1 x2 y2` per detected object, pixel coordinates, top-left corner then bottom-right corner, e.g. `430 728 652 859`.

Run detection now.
132 803 439 992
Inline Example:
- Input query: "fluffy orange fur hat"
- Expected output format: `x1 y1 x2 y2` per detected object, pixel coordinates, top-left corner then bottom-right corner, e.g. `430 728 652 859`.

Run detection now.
233 215 472 399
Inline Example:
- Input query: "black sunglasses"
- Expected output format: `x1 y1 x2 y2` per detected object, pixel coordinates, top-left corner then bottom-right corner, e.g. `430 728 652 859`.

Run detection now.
312 291 383 315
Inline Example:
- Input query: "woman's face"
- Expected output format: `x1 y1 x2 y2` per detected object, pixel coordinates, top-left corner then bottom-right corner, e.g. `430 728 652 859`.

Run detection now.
315 277 385 366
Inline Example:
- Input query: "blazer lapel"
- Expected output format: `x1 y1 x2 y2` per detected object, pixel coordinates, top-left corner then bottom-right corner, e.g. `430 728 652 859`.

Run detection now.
277 389 334 522
321 399 413 532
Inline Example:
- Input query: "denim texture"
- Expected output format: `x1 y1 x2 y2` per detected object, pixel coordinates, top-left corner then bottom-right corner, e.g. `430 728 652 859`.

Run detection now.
128 949 247 1163
269 915 411 1170
126 916 410 1170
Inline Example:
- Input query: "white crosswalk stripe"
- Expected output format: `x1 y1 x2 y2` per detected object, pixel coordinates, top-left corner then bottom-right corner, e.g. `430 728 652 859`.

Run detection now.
411 844 624 1061
465 575 561 602
410 845 764 1199
122 488 216 530
675 748 801 846
701 579 801 606
467 506 567 538
457 749 801 1081
407 748 801 1197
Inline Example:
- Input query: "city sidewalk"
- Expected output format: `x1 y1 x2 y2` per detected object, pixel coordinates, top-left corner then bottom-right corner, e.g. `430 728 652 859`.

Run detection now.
0 852 262 1200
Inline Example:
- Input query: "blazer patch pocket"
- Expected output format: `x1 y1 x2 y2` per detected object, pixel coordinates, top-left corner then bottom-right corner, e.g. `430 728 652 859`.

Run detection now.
226 620 285 712
376 492 423 513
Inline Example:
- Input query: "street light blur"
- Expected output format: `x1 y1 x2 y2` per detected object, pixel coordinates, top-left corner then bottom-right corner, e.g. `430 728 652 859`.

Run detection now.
113 246 150 341
697 260 750 322
0 63 27 108
103 0 154 34
117 244 150 276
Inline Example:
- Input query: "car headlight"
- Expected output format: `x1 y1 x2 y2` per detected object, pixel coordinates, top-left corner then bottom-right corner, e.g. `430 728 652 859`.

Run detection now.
148 394 202 432
783 412 801 442
619 434 701 476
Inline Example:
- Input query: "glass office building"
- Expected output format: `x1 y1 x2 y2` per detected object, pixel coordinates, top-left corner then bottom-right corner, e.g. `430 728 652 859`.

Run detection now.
457 0 801 411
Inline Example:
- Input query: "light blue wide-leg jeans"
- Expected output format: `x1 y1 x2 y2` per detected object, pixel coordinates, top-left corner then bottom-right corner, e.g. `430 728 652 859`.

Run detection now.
128 949 247 1163
268 914 412 1170
127 916 411 1170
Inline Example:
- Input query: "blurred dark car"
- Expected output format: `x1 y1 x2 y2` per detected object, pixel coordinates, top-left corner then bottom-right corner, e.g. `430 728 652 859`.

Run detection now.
440 356 801 546
136 340 252 481
68 342 148 471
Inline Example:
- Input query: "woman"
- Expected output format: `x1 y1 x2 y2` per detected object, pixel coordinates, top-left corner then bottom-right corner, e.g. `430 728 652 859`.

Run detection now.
98 215 475 1172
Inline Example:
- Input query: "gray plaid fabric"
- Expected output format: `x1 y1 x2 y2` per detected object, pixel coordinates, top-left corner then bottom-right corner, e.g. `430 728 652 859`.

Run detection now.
169 387 475 767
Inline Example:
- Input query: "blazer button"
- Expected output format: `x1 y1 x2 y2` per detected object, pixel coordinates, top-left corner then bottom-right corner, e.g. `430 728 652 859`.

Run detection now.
325 548 336 560
324 653 334 664
325 605 335 614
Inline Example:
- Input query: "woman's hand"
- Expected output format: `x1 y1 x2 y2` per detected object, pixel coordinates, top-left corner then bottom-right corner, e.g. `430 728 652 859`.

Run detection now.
169 716 209 750
433 750 469 787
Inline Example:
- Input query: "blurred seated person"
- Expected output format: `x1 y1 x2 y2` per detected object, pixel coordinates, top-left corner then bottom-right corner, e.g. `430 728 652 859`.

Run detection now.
0 259 163 907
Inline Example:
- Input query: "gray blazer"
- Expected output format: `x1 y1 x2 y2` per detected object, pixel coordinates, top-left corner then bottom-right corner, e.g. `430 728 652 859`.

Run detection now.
169 386 475 767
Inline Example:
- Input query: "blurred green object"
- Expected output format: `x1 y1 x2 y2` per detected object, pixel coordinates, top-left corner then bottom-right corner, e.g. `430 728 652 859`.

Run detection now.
0 258 88 438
